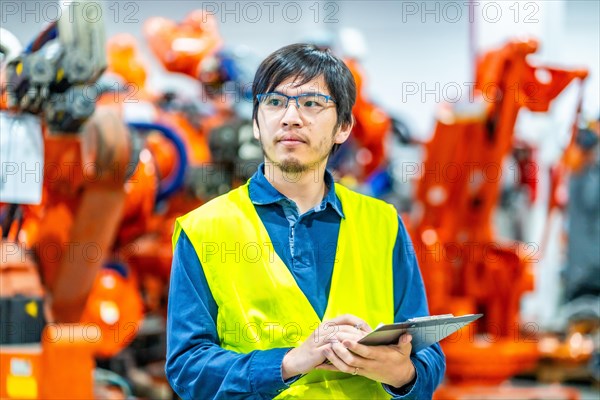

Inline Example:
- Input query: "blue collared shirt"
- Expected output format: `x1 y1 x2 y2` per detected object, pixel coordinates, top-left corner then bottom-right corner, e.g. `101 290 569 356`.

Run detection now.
166 164 446 399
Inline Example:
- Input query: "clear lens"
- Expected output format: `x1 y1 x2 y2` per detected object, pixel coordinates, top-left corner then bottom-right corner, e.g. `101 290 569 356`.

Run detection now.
260 93 287 109
298 94 328 108
258 93 333 115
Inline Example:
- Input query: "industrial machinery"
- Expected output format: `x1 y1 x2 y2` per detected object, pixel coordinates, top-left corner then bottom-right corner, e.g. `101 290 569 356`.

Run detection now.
2 3 594 397
98 18 264 395
143 10 263 195
331 57 392 183
101 19 261 321
311 29 398 196
0 3 186 398
407 39 588 398
1 3 128 398
536 120 600 385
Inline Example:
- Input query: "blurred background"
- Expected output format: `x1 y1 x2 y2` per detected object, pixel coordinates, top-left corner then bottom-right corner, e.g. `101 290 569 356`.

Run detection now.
1 1 598 399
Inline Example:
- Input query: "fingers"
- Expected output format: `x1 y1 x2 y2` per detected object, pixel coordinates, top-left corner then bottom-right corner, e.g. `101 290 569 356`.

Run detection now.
341 339 375 360
315 315 373 347
330 329 367 344
322 343 359 375
327 314 372 333
315 363 338 372
315 343 333 364
354 323 373 334
318 322 343 344
330 341 369 369
317 324 363 346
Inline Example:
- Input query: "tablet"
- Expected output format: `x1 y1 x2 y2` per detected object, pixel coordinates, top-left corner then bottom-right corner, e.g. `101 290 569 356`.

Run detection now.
358 313 483 353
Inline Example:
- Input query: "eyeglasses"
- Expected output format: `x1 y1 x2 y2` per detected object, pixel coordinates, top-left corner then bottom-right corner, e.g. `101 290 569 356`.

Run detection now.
256 92 336 115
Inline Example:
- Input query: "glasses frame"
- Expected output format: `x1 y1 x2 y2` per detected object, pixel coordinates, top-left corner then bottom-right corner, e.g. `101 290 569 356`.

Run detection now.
256 92 336 112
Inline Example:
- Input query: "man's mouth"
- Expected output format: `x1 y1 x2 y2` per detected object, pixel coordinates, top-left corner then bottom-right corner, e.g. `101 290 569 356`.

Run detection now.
278 134 306 144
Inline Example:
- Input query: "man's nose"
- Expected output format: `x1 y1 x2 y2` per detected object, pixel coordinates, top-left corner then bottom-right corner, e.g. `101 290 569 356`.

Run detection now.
281 101 303 127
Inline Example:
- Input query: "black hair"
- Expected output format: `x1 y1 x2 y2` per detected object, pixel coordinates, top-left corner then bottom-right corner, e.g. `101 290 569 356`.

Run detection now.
252 43 356 153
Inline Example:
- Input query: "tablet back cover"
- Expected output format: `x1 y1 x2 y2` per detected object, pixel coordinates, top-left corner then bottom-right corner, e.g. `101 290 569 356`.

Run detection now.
358 314 483 353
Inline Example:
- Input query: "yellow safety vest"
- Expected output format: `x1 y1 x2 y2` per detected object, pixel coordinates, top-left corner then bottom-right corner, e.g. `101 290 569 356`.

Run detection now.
173 182 399 399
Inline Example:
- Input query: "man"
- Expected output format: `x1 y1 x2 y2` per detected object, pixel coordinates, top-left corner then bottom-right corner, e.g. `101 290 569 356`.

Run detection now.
166 43 445 399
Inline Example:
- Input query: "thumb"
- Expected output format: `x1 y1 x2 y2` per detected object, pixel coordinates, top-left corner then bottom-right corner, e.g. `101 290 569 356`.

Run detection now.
399 333 412 344
396 333 413 356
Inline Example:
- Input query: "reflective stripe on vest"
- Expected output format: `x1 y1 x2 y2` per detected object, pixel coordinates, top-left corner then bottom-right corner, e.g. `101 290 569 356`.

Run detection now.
174 182 398 398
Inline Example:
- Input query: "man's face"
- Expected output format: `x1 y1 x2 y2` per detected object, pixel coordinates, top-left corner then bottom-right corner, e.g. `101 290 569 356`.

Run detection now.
253 75 352 174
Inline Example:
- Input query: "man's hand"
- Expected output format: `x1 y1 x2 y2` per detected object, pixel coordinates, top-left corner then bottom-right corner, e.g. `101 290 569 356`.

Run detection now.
315 333 416 388
281 314 372 380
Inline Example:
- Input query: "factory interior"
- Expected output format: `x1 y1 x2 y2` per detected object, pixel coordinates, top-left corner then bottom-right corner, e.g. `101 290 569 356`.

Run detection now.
0 0 599 399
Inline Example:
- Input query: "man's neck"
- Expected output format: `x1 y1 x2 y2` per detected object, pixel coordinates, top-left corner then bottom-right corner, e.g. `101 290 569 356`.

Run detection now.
263 162 329 215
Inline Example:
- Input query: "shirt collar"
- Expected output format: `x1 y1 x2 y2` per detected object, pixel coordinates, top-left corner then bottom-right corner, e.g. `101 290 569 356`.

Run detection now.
248 163 345 218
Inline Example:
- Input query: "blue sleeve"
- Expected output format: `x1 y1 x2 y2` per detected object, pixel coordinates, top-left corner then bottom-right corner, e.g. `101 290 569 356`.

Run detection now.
382 216 446 399
165 230 293 400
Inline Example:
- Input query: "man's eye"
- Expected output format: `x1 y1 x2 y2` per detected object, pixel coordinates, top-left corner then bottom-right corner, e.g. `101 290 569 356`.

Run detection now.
268 99 282 106
302 100 322 107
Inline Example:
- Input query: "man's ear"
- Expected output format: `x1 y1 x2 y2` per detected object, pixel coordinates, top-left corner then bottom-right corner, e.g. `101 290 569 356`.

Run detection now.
334 116 354 145
253 120 260 140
